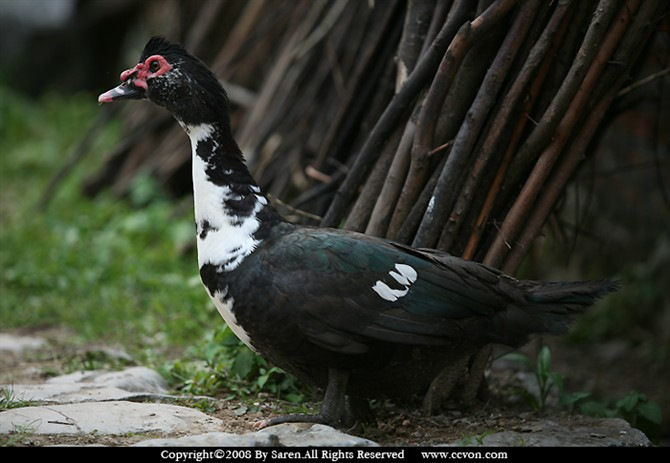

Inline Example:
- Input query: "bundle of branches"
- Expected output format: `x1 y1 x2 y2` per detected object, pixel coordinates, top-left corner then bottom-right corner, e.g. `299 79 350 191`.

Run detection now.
77 0 664 277
317 0 665 276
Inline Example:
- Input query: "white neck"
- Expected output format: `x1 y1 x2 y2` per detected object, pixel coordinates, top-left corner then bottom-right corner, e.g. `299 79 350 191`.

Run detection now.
187 123 267 272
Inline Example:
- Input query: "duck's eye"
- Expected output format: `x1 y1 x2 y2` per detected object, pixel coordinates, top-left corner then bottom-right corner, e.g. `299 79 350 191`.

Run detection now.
149 60 161 72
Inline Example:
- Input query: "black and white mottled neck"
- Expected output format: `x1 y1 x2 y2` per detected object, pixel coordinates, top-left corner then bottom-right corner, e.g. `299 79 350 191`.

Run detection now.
182 120 284 348
186 121 265 270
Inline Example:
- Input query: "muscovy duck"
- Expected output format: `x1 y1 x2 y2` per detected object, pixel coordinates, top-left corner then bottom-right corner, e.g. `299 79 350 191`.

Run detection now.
99 36 617 428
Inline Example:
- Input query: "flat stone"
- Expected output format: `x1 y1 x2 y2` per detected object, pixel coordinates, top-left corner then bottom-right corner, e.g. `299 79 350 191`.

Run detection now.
0 334 46 353
133 431 277 447
0 401 223 435
46 366 167 393
256 423 379 447
476 417 651 447
4 383 155 404
1 366 170 405
134 423 378 447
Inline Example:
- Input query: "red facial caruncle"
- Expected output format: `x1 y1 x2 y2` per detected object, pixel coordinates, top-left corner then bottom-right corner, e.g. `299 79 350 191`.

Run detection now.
120 54 173 90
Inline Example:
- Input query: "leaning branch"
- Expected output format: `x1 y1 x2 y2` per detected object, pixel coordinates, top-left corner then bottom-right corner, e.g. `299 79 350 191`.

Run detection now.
321 0 472 227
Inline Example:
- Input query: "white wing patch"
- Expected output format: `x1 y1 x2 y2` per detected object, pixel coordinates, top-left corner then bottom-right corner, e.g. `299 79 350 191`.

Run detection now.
372 263 418 302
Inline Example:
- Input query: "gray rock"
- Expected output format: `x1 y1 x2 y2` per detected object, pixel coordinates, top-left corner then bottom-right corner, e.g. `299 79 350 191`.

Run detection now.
46 366 167 393
461 417 651 447
1 366 170 406
0 401 223 435
134 423 378 447
4 383 155 404
256 423 379 447
134 431 277 447
0 333 46 353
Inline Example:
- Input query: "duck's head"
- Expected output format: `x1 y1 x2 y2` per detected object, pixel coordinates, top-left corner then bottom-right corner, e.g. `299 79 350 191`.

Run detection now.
98 36 230 126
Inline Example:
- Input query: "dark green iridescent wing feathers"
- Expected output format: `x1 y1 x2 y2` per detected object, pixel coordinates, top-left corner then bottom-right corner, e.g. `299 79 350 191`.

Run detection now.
251 227 616 354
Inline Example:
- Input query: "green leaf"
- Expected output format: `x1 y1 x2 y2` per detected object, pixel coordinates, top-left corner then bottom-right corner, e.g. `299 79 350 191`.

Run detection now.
257 369 273 389
231 348 256 379
579 400 613 418
536 346 551 380
616 392 643 413
548 371 564 393
636 400 662 425
257 367 282 390
217 326 244 346
560 391 592 407
284 393 305 404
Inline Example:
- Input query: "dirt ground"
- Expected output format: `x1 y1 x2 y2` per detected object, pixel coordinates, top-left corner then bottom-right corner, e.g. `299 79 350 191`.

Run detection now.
1 328 667 447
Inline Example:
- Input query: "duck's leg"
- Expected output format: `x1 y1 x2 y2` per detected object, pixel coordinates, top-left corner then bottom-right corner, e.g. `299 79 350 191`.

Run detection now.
255 368 350 429
422 354 469 415
459 345 491 403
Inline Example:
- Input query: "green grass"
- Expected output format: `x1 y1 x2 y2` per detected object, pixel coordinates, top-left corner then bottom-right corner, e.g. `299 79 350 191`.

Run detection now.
0 87 216 349
0 87 311 405
161 326 311 406
0 386 39 410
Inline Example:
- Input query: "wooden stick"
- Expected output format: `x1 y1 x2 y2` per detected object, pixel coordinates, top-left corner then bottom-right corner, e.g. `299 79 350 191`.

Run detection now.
484 0 625 268
435 0 541 252
412 0 519 248
502 0 660 273
321 0 472 227
461 0 573 260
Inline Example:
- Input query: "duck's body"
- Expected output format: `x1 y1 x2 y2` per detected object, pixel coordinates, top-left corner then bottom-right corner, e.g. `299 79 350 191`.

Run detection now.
99 37 617 427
